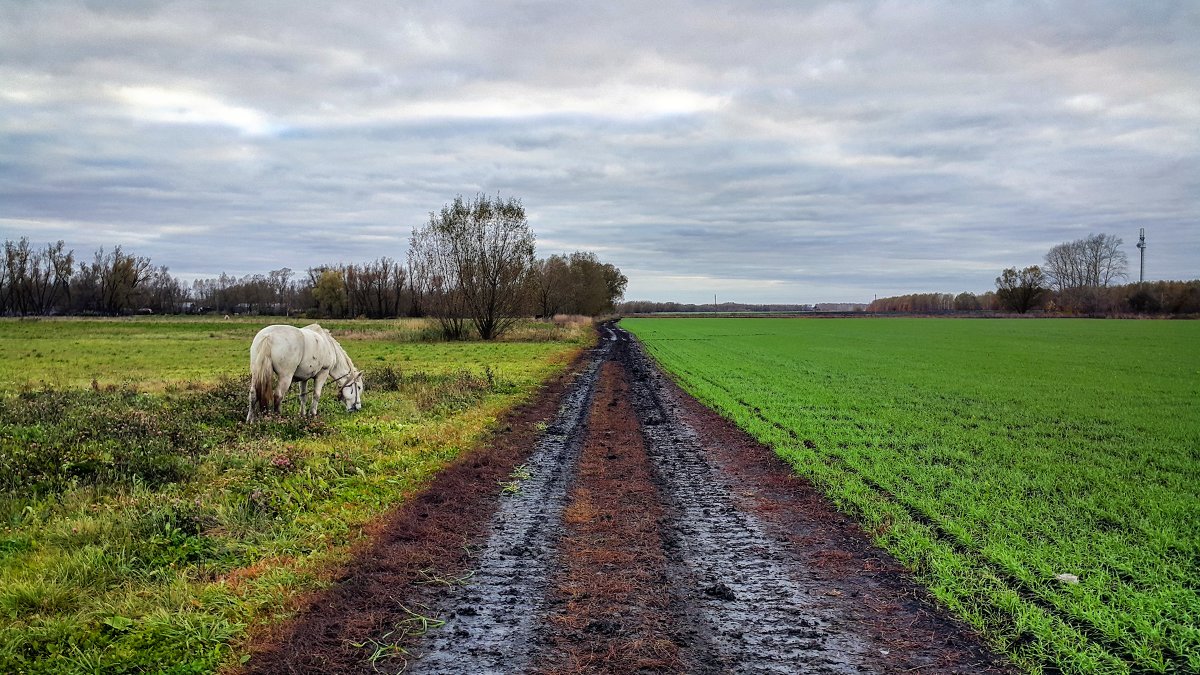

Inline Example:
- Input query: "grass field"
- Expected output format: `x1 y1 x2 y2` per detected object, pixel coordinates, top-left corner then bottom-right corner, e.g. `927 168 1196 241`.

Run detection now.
625 317 1199 674
0 317 589 673
0 316 583 391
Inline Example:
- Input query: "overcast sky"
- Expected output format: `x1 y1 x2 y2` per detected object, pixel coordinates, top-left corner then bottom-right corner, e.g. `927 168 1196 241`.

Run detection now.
1 1 1197 303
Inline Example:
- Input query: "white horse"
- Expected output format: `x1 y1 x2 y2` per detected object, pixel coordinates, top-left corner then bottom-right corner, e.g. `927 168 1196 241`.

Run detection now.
245 323 364 422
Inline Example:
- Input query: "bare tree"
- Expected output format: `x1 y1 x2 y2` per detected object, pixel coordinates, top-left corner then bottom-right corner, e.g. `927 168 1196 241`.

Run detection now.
3 238 34 315
72 247 153 314
357 257 405 318
995 265 1047 314
268 268 295 315
386 258 407 317
413 194 535 339
406 253 431 318
142 265 186 313
408 222 468 338
1044 233 1128 291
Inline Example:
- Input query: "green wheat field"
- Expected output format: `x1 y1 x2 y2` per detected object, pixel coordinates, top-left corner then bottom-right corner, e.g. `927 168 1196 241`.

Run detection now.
626 317 1199 674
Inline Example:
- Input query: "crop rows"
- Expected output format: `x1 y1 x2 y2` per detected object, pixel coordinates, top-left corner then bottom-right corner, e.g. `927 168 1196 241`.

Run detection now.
625 317 1199 674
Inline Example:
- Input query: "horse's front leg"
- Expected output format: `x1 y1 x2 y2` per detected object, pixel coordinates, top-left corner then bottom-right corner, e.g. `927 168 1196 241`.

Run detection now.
297 379 308 416
275 373 293 415
310 372 330 416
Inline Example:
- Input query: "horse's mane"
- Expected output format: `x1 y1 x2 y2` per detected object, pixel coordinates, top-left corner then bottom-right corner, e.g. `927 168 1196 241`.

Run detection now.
304 323 354 374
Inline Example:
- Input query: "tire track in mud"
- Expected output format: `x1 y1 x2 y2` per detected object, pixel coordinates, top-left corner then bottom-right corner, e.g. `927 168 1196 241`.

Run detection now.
405 323 1007 674
534 358 681 674
408 331 613 673
679 364 1146 670
618 327 868 674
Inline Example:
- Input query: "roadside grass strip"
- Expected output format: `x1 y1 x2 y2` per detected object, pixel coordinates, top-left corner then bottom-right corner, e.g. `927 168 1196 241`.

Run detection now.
625 317 1199 674
0 318 587 673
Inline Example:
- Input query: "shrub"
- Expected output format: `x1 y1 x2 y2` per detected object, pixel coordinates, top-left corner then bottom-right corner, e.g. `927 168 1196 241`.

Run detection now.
0 378 327 494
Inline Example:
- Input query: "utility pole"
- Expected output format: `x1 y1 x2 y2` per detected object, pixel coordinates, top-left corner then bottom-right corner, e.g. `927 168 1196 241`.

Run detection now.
1136 228 1146 283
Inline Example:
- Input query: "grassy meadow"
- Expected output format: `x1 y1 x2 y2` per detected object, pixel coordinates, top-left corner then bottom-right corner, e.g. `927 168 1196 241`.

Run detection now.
0 316 590 673
625 317 1199 674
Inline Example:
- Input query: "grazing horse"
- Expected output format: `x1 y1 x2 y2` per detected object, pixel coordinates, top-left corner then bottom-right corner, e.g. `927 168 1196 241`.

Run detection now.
245 323 363 422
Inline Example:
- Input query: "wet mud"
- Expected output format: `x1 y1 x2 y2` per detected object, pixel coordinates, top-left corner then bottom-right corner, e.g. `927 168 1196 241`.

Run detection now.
534 359 681 674
241 344 601 675
617 326 1008 675
621 328 867 674
248 323 1009 674
409 337 610 673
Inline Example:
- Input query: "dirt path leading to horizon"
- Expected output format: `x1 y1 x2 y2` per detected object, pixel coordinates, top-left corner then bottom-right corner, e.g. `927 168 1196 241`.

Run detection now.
245 324 1009 674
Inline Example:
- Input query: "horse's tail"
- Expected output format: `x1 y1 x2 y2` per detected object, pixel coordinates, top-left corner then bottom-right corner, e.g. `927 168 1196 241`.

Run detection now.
248 337 274 420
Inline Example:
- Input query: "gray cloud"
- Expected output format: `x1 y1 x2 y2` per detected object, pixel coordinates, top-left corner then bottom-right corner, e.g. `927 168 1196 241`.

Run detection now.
1 0 1197 303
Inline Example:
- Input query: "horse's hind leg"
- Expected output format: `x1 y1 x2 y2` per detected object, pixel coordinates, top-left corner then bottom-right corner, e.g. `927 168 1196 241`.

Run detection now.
246 385 257 422
298 380 308 415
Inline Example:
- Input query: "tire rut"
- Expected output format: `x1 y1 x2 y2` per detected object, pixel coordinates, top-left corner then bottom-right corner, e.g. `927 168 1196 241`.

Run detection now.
406 323 1005 674
408 333 613 673
616 326 870 674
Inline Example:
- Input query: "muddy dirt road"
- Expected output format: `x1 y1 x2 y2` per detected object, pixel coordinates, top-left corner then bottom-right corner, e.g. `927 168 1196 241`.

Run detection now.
248 324 1008 674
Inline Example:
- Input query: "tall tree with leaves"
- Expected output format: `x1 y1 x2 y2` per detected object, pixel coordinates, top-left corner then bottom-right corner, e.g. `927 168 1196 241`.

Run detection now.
995 265 1047 314
311 268 347 317
564 251 628 316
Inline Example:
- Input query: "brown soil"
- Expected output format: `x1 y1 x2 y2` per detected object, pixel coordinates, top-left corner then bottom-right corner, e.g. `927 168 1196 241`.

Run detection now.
243 324 1011 674
654 347 1010 674
241 347 590 674
535 360 682 674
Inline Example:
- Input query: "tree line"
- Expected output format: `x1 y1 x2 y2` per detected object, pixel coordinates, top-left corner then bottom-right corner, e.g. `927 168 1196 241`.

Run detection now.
869 233 1198 316
1 194 628 338
619 301 868 313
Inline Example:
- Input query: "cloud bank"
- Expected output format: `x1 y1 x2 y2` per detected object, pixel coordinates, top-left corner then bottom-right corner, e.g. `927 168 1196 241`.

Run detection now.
1 1 1196 302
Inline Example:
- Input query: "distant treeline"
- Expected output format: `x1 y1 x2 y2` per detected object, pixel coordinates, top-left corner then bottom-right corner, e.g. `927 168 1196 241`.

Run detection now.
868 281 1200 316
868 292 993 313
620 301 867 314
0 236 626 320
872 233 1198 317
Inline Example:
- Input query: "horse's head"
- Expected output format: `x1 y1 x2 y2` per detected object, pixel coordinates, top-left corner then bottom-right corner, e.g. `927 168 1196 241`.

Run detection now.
339 371 364 412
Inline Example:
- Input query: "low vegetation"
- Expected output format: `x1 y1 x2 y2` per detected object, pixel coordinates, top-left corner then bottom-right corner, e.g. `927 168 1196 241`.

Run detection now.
0 316 587 391
0 317 589 673
626 317 1199 674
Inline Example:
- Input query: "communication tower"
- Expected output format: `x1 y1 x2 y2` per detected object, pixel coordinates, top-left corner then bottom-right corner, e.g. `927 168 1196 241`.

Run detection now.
1136 228 1146 283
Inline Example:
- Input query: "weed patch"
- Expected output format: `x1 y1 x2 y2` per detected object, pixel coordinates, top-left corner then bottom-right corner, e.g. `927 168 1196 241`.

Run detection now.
0 376 326 493
0 316 587 673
